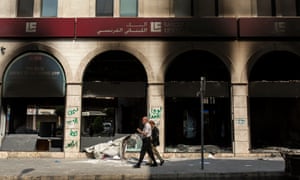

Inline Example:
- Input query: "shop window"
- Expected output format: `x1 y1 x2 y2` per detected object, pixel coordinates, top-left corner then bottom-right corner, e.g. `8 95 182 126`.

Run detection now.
41 0 58 17
120 0 138 17
174 0 193 17
17 0 34 17
96 0 113 16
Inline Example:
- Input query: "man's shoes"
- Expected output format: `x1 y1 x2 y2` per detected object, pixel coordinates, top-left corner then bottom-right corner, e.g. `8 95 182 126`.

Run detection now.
150 163 158 167
160 160 165 166
145 162 152 166
133 164 141 168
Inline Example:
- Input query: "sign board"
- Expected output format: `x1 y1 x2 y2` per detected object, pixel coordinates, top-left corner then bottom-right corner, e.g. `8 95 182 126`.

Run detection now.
0 18 74 37
239 18 300 37
76 18 237 37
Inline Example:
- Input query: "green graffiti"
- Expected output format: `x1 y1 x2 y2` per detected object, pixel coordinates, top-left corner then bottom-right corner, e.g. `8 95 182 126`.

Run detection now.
237 119 246 125
68 107 79 116
70 129 78 137
65 140 78 148
149 107 162 120
67 118 78 126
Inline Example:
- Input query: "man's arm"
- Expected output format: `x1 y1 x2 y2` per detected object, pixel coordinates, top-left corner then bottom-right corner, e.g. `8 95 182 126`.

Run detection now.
137 128 146 136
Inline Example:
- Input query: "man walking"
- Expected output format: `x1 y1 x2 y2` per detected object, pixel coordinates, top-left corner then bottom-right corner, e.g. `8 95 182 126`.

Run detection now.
133 116 158 168
148 120 164 166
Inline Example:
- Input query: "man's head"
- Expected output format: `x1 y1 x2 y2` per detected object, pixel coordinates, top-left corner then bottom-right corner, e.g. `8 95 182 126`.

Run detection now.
142 116 148 124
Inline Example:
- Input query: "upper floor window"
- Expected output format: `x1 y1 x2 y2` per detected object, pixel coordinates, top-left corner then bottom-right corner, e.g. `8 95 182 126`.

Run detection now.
174 0 193 17
197 0 219 17
96 0 113 16
17 0 34 17
120 0 138 17
297 0 300 16
257 0 297 16
41 0 58 17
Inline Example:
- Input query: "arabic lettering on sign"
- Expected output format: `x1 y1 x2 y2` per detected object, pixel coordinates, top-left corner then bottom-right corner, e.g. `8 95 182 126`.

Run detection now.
97 22 149 35
96 21 190 36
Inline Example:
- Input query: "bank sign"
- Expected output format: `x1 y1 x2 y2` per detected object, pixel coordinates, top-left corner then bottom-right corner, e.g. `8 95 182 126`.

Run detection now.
0 18 236 38
76 18 237 37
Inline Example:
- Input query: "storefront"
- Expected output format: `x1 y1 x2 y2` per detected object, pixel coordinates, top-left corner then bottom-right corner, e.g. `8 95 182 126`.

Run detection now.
164 50 232 153
249 51 300 150
1 52 66 151
80 50 147 151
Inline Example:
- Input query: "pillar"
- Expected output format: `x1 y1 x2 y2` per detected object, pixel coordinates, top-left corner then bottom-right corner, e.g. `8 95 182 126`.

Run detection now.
148 83 165 152
0 84 5 147
64 83 82 153
232 83 250 155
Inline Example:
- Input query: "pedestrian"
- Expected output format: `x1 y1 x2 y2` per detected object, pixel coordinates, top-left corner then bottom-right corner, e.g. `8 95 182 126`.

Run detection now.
148 120 165 166
133 116 158 168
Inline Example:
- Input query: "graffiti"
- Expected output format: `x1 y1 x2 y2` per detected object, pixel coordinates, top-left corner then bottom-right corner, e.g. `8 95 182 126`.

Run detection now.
65 140 78 148
66 118 78 126
70 129 78 137
237 119 246 125
67 107 79 116
149 107 162 120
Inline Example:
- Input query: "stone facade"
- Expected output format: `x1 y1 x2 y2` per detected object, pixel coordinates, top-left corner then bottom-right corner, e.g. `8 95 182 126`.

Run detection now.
0 0 300 157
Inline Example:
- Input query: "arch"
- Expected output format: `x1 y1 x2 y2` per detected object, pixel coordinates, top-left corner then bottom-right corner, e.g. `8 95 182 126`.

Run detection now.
250 51 300 81
164 49 232 152
243 46 300 82
3 52 66 97
83 50 147 82
248 50 300 149
76 46 153 82
160 47 233 81
80 48 149 150
0 43 72 83
0 46 68 151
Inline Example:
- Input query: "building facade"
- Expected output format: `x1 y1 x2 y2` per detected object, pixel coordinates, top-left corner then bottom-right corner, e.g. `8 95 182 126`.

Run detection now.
0 0 300 157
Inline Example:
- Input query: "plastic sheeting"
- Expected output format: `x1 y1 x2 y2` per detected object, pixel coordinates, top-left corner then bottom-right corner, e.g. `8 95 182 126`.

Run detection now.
84 134 142 159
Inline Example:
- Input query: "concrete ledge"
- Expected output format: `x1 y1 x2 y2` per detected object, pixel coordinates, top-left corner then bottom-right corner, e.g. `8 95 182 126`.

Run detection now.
0 151 282 159
0 152 8 159
0 172 286 180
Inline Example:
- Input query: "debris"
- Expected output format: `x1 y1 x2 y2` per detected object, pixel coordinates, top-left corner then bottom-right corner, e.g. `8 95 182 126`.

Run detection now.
84 134 142 159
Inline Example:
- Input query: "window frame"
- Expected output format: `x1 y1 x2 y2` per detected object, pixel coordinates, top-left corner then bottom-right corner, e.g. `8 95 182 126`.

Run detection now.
41 0 58 17
96 0 114 17
119 0 138 17
17 0 34 17
174 0 194 17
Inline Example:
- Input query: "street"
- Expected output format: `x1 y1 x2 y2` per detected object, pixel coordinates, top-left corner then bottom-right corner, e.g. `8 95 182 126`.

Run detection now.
0 157 286 180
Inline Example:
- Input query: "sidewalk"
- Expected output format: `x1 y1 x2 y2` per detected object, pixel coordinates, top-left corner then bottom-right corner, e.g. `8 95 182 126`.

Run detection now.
0 157 286 180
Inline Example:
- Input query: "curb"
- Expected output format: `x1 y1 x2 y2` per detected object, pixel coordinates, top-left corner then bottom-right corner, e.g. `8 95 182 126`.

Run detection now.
0 172 287 180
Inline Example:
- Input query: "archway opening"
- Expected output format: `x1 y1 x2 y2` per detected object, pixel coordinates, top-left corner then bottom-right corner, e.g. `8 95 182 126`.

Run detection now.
249 51 300 150
81 51 147 151
165 50 232 153
1 52 66 152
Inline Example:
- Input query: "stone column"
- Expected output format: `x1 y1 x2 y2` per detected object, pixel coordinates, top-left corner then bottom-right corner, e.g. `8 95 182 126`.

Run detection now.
64 83 82 154
148 83 165 152
0 84 5 147
232 83 250 155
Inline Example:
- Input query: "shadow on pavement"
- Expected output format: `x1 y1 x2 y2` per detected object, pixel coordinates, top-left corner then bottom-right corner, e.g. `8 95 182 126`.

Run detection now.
18 168 35 179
